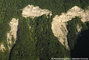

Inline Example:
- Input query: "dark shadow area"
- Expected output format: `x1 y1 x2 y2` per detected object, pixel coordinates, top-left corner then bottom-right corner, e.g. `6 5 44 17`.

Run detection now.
8 44 16 60
71 30 89 58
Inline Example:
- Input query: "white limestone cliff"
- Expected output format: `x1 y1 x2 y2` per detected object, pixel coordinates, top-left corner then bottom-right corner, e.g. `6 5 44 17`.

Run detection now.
22 5 52 18
7 18 19 50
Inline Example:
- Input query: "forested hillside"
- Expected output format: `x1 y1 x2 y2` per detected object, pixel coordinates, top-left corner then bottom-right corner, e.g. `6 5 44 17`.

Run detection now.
0 0 89 60
9 15 70 60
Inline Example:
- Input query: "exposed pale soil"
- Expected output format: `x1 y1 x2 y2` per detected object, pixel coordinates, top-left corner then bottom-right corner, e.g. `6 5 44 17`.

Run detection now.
22 5 52 18
0 43 5 52
7 18 18 50
77 24 82 33
53 6 89 23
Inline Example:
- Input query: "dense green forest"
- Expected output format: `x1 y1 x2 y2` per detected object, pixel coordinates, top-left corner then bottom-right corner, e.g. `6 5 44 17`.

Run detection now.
0 0 89 60
9 15 70 60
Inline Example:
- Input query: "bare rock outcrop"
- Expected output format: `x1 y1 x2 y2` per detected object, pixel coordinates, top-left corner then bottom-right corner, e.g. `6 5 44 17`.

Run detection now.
22 5 52 18
0 43 5 52
7 18 19 50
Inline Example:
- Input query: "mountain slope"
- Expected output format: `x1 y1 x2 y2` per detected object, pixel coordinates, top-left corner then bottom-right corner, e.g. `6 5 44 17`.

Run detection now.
0 0 89 60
